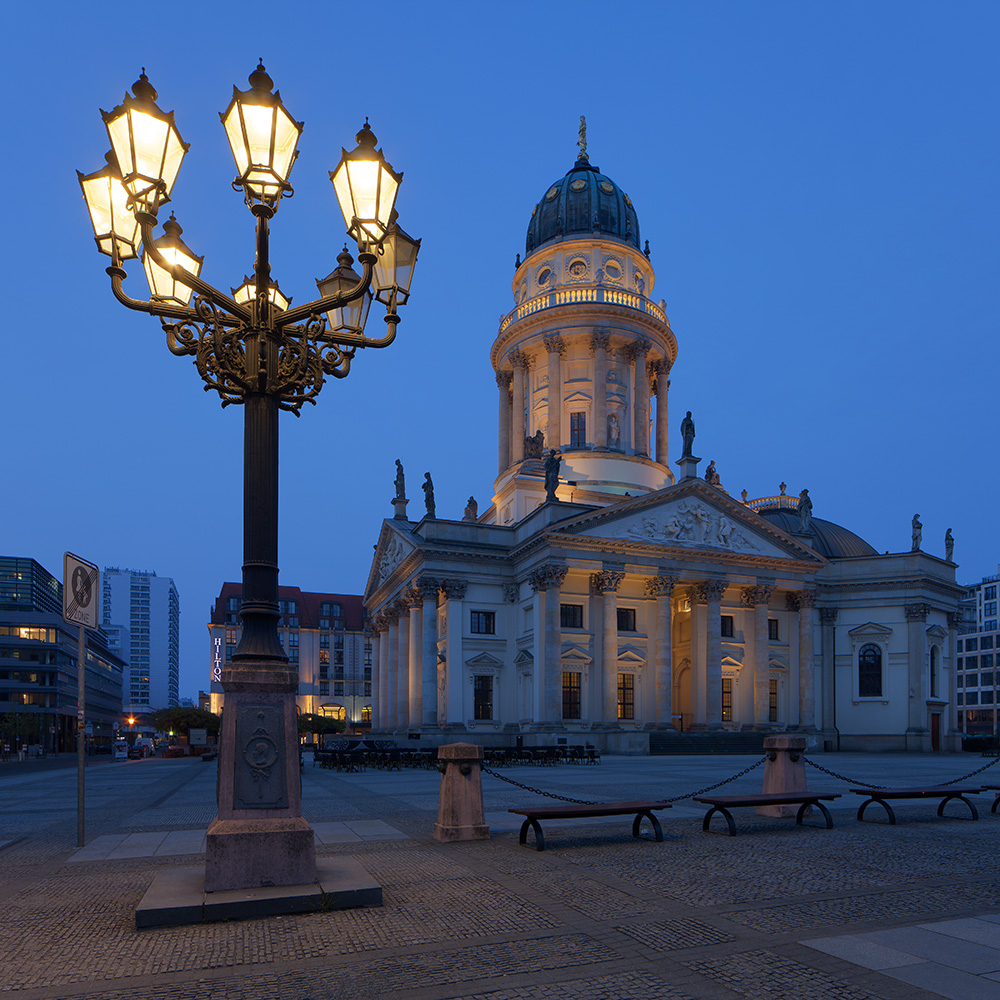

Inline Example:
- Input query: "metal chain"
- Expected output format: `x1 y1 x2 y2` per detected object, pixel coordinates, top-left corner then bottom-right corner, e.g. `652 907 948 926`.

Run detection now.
804 753 1000 789
481 755 766 805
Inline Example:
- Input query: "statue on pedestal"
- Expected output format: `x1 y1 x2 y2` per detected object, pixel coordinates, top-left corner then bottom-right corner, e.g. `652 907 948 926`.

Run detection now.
945 528 954 562
544 449 561 502
422 473 436 518
524 429 544 459
394 459 405 500
797 488 813 533
680 411 695 458
911 514 923 552
704 460 721 487
463 496 478 522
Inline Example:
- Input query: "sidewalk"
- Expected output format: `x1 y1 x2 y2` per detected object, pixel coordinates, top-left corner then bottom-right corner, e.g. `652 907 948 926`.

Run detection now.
2 752 999 999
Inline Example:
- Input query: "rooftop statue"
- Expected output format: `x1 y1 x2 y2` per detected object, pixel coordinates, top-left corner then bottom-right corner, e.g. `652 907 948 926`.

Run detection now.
544 449 561 502
680 411 695 459
422 473 436 519
798 489 813 533
394 459 405 500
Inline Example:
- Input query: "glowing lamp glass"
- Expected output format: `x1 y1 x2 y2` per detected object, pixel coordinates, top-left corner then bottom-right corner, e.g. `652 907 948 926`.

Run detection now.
142 216 204 305
316 248 372 337
77 154 141 259
330 122 402 249
374 222 421 306
232 277 290 312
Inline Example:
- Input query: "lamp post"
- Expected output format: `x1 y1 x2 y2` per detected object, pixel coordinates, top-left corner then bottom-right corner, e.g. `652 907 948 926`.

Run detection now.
80 64 420 893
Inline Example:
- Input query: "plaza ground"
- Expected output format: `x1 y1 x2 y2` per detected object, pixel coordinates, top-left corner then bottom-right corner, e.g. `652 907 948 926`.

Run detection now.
2 749 1000 999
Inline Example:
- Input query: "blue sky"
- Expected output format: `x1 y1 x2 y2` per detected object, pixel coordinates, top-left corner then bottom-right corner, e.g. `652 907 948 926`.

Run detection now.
5 1 998 701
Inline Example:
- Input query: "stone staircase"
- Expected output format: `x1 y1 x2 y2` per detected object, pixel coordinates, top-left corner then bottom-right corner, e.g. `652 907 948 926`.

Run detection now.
648 730 770 755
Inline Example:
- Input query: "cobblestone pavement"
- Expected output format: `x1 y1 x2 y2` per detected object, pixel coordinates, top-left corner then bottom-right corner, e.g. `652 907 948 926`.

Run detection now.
2 752 1000 999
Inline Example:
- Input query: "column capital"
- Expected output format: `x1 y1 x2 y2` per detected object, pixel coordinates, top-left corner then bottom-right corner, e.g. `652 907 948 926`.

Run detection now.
528 565 568 592
905 603 930 622
393 596 412 617
503 582 520 603
441 579 468 600
740 584 775 608
383 605 400 625
509 350 532 371
371 611 389 632
543 333 566 356
413 576 441 599
591 570 625 594
495 369 512 390
786 590 818 612
692 579 727 603
645 575 677 598
404 586 424 609
590 330 610 354
647 357 671 378
623 338 651 362
947 611 964 631
819 606 839 625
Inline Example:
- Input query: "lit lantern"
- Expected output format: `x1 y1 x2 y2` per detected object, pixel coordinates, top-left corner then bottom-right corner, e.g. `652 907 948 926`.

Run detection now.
329 121 402 249
220 61 303 209
102 70 189 213
77 151 141 259
315 247 372 337
232 276 291 312
373 217 421 307
142 214 204 305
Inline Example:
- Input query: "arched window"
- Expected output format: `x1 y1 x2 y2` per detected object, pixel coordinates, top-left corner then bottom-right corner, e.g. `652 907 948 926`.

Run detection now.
859 643 882 697
930 645 940 698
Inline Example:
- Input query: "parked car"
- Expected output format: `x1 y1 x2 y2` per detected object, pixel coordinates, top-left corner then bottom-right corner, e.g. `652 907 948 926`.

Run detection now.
114 745 128 760
127 745 143 759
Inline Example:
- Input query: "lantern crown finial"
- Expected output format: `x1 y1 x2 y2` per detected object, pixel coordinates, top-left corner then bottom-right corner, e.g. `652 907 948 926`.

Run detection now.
248 60 273 94
132 69 157 102
355 120 377 149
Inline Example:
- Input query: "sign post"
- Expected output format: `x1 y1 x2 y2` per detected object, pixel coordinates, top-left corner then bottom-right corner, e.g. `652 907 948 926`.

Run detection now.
64 552 99 849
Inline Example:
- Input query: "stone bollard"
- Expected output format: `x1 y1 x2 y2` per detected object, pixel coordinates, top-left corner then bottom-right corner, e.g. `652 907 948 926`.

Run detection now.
758 735 809 817
433 743 490 842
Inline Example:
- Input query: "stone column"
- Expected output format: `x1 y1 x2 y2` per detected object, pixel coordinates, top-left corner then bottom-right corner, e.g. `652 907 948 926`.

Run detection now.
906 603 930 743
395 599 410 732
591 332 609 450
544 334 564 450
406 589 422 729
646 575 677 728
443 581 467 728
696 580 727 729
649 358 671 465
496 370 512 474
948 611 963 739
385 607 400 731
529 565 568 727
819 607 838 739
510 351 530 464
369 621 382 732
592 570 625 726
376 613 389 732
788 591 817 729
688 587 706 726
742 585 774 728
628 339 651 457
419 578 439 729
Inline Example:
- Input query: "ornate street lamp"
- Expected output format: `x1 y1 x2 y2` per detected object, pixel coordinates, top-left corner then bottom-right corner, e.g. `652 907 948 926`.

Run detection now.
79 65 419 896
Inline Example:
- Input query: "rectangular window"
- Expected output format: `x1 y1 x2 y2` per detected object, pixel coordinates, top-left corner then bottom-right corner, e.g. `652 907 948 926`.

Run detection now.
967 691 979 705
957 692 964 705
768 679 778 723
967 638 979 652
560 604 583 629
570 411 586 448
562 671 581 719
364 683 372 697
967 656 979 670
225 644 235 660
981 672 994 688
986 621 998 632
473 675 493 720
957 640 965 653
320 650 329 664
983 636 995 649
986 602 998 617
320 634 330 649
722 677 733 722
983 690 995 705
768 618 779 641
334 635 344 649
319 680 329 696
986 586 997 601
721 615 734 638
617 673 635 720
957 674 964 688
471 611 496 635
228 596 241 612
617 608 636 632
334 651 344 665
334 682 344 696
319 618 330 630
983 655 995 670
225 627 237 643
967 674 979 688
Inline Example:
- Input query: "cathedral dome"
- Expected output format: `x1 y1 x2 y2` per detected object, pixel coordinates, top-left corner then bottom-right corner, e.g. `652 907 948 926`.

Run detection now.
526 157 640 256
756 509 878 560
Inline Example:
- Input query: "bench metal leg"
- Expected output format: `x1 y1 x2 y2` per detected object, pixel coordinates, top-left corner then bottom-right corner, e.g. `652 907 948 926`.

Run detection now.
518 818 545 851
702 805 737 836
632 810 663 842
938 794 979 820
796 801 834 829
992 795 1000 815
857 798 895 824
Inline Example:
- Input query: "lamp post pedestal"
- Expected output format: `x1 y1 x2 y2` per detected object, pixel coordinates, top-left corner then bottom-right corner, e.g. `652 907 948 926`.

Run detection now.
205 668 316 892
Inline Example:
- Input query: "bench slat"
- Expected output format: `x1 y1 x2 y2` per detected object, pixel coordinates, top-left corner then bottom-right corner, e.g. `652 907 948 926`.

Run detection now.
509 800 670 820
694 793 841 807
848 786 984 799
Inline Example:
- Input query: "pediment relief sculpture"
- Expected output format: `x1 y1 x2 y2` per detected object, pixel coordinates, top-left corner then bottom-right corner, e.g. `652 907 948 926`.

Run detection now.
608 500 765 554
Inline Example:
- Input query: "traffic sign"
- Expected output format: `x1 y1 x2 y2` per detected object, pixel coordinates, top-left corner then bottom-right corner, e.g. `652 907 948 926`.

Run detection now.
64 553 100 630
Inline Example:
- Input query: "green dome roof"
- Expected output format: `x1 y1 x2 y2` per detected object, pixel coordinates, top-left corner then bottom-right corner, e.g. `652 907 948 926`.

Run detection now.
526 158 640 256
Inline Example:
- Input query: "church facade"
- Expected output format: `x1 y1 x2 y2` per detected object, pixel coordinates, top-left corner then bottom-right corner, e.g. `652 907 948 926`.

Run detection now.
364 136 962 753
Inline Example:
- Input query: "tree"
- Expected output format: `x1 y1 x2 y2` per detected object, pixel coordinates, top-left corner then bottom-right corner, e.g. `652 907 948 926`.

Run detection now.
298 712 345 738
149 707 220 739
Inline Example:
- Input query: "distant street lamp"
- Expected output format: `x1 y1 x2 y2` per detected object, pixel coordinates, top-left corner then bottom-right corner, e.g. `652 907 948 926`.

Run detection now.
79 64 420 893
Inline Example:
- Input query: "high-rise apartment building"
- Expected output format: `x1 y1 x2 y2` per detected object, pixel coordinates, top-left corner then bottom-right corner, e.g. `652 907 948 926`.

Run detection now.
102 567 180 712
957 566 1000 736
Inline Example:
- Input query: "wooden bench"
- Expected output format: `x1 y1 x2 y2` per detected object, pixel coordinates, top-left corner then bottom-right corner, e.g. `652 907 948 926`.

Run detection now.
509 801 670 851
849 785 984 824
693 793 842 836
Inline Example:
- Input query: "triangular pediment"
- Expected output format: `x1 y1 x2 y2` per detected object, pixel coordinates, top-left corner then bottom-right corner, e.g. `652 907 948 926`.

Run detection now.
364 521 418 600
926 624 948 640
617 647 646 664
466 652 504 669
560 642 592 662
848 622 893 640
551 481 821 562
514 648 534 666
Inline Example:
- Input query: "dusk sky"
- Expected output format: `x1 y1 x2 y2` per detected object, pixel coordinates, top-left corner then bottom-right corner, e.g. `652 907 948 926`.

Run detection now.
5 2 998 702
